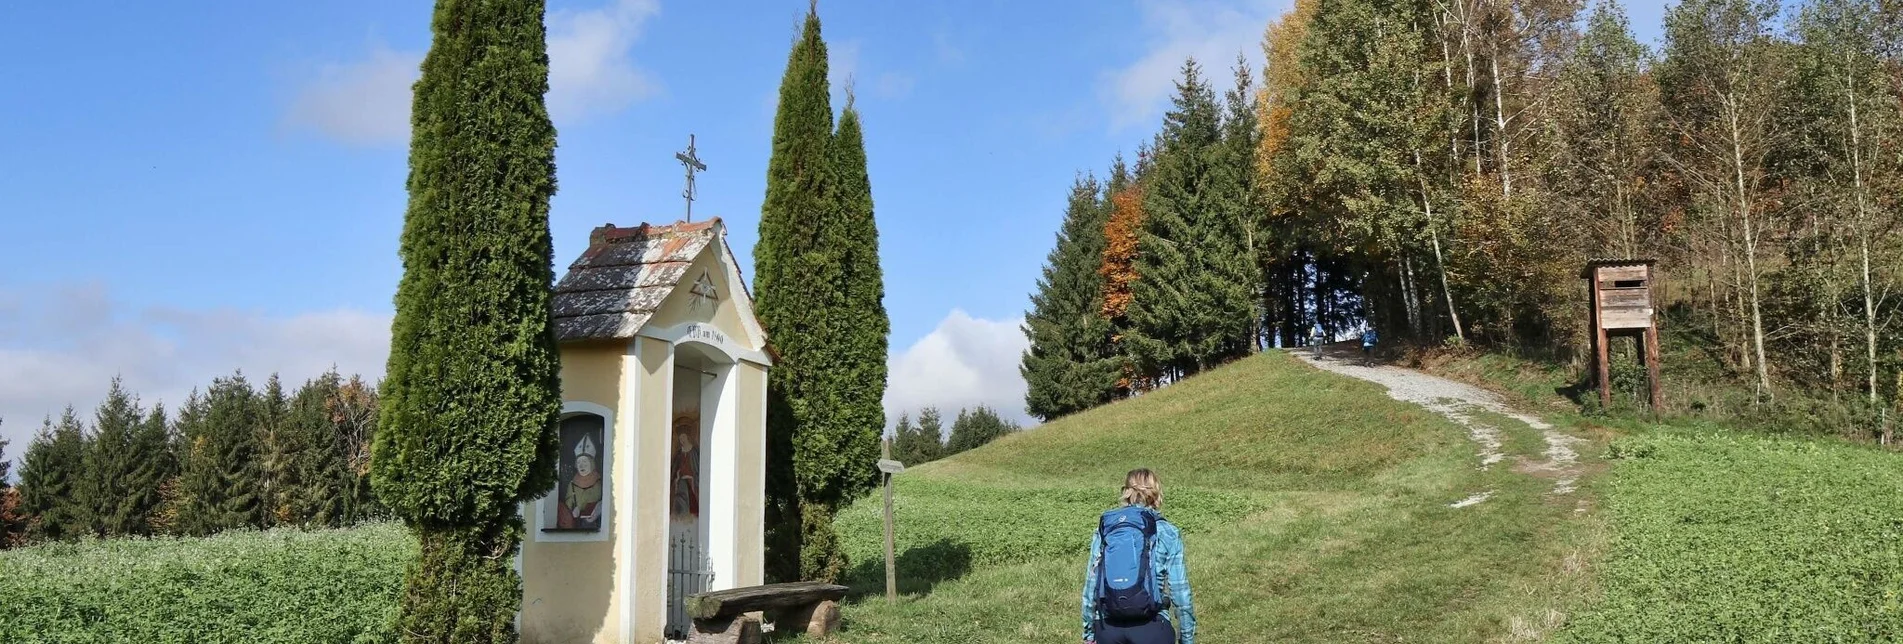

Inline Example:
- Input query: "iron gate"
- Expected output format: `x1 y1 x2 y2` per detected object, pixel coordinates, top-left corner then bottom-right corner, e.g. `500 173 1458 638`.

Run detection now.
665 533 715 639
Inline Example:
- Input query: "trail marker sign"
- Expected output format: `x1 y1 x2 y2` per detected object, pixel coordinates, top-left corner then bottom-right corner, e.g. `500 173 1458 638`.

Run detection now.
878 441 903 604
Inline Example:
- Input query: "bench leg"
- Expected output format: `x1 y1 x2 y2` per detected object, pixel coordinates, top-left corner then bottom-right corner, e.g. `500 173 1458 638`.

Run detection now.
780 600 841 637
687 615 761 644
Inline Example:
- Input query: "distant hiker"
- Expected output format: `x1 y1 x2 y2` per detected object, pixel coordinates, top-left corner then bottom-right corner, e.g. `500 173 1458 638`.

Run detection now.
1082 469 1196 644
1311 324 1325 358
1361 326 1378 366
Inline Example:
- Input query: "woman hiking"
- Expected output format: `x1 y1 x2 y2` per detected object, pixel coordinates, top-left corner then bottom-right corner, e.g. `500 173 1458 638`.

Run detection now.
1082 468 1197 644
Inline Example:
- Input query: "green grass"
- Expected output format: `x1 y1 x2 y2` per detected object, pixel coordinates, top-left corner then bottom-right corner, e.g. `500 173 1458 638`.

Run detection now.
0 521 410 643
1557 433 1903 642
823 351 1609 643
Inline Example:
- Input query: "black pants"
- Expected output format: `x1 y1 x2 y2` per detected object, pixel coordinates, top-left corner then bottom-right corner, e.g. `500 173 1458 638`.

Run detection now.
1095 616 1176 644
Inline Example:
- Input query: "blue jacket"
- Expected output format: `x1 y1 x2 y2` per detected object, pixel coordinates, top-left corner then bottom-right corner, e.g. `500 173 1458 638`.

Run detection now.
1081 506 1196 643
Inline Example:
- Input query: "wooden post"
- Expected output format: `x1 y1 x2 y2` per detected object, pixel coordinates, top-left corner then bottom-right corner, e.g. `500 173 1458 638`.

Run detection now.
1644 325 1663 412
881 440 897 605
1596 327 1613 409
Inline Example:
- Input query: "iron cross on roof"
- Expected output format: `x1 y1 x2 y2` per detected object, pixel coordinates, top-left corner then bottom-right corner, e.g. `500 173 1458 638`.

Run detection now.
675 134 708 221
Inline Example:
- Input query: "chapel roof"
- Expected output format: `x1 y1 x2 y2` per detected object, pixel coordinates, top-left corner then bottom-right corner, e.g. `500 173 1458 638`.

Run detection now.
551 217 743 343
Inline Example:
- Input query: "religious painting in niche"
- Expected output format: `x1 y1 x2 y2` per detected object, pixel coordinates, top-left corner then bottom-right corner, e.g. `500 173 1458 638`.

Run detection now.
555 414 605 531
671 368 702 520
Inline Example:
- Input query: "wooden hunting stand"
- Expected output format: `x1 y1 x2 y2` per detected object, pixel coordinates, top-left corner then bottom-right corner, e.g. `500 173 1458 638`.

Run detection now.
1584 259 1661 410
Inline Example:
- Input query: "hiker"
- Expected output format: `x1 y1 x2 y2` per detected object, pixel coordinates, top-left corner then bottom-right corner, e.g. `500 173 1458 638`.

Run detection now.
1082 469 1196 644
1311 324 1324 358
1361 326 1377 366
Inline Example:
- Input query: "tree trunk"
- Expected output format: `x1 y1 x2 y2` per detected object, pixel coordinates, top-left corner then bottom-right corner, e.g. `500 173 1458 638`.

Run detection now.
1729 105 1772 402
1430 227 1466 343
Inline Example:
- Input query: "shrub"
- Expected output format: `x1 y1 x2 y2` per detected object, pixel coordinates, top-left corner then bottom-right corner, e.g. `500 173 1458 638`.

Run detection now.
0 522 410 643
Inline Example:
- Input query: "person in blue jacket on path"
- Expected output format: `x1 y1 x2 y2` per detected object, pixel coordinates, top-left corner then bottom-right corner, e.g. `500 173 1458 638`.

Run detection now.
1081 469 1196 644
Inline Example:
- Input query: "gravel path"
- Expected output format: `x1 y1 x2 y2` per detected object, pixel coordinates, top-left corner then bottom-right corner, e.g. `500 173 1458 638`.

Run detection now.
1294 346 1583 506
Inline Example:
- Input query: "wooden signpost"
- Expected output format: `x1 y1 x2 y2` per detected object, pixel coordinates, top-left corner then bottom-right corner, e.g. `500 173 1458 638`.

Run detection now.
877 441 905 605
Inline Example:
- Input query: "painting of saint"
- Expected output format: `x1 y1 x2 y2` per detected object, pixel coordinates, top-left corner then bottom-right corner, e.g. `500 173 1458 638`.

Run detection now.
671 415 700 519
557 415 604 531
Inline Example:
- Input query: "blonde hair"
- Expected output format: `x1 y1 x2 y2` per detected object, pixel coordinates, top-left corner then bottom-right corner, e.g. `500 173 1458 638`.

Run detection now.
1120 468 1162 510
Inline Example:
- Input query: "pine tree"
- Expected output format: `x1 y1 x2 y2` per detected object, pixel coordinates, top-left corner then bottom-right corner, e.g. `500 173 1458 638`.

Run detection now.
1207 56 1266 357
170 389 215 536
944 406 1019 456
369 0 563 638
1022 172 1122 421
128 403 175 535
176 373 265 534
891 410 945 466
257 374 290 527
1128 59 1234 380
81 378 146 537
18 409 89 541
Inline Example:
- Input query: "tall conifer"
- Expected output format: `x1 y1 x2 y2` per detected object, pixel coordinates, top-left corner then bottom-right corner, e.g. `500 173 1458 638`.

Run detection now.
18 409 89 541
81 378 145 537
1128 60 1235 379
1022 173 1121 420
370 0 563 637
829 97 887 506
755 4 882 582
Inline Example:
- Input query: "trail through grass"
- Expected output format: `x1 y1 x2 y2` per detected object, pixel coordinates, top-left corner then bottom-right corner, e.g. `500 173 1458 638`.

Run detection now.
822 351 1608 644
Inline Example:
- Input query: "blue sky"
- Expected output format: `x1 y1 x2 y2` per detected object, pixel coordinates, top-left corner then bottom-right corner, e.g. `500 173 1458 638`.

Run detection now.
0 0 1676 457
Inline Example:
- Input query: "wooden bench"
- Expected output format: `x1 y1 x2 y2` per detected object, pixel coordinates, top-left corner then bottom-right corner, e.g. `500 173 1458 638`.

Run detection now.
684 581 850 644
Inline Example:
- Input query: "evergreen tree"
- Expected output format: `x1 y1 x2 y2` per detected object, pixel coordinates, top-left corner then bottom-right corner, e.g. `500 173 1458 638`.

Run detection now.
257 374 290 526
81 378 146 537
283 371 354 526
944 406 1019 456
369 0 564 638
177 373 265 534
0 422 22 548
18 409 89 541
829 95 888 511
1127 59 1239 380
169 389 213 536
128 403 175 535
1022 173 1122 421
1209 56 1267 356
891 410 944 466
755 5 879 583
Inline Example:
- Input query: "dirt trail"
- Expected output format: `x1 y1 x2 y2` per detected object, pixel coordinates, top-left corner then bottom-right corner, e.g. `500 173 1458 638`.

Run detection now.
1294 345 1584 506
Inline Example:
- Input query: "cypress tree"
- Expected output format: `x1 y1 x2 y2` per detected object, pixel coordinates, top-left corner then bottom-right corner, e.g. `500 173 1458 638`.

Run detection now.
1022 173 1121 421
81 378 145 537
370 0 562 638
755 4 874 582
831 97 888 498
18 409 89 541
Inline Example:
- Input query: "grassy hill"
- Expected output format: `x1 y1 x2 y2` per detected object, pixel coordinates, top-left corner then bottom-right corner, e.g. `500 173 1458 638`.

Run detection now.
829 351 1609 643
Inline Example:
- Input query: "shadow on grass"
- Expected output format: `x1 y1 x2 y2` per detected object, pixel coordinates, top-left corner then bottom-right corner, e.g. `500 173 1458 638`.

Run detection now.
843 538 974 601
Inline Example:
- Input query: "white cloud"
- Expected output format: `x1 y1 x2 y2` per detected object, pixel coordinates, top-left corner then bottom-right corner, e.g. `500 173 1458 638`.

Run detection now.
1101 0 1285 130
285 0 661 146
883 310 1032 430
0 283 389 467
546 0 663 122
285 45 421 146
